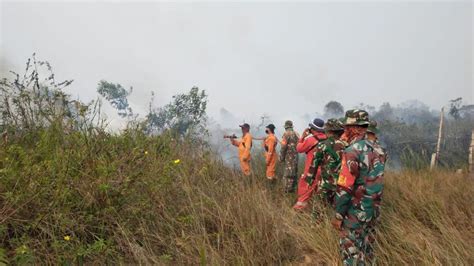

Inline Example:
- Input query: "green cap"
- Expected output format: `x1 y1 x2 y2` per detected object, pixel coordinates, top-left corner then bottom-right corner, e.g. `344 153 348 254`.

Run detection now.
367 120 379 134
284 120 293 129
324 118 344 131
343 109 370 126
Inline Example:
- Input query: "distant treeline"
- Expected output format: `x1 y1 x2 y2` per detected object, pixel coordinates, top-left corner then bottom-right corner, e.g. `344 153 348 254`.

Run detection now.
323 99 474 169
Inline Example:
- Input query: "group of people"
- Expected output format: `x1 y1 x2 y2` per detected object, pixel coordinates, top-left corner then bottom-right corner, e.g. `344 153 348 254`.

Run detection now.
229 109 387 265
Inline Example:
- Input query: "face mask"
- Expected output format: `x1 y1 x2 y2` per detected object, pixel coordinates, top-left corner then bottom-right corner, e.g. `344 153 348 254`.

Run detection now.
265 129 269 134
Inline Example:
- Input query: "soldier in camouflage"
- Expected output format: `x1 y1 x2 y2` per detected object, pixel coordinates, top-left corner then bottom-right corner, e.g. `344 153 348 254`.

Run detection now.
366 120 379 142
367 120 388 163
306 118 345 207
332 110 386 265
280 120 299 193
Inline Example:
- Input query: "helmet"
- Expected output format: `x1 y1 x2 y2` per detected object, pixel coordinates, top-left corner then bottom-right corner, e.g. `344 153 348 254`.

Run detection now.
309 118 325 132
284 120 293 129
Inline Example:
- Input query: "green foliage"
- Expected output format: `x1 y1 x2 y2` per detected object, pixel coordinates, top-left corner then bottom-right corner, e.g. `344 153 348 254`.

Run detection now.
321 99 473 169
449 97 463 120
159 254 173 263
96 81 208 137
449 97 474 120
0 54 105 138
371 100 473 169
0 54 73 131
0 248 7 266
97 80 133 118
13 244 34 265
145 86 208 137
0 125 187 263
399 146 430 170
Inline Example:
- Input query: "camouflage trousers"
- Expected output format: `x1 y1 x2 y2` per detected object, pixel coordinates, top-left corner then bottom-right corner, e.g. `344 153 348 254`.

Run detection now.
319 188 336 207
284 176 297 193
339 221 377 265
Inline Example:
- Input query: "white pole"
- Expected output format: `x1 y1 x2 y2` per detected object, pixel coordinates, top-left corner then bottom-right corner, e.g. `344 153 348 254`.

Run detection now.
431 107 444 170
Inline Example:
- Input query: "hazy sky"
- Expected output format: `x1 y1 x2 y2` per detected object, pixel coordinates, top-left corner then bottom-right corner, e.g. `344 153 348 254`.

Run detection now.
1 1 472 128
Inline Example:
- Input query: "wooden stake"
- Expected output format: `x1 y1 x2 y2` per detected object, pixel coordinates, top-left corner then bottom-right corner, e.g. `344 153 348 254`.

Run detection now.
430 153 436 170
431 107 444 170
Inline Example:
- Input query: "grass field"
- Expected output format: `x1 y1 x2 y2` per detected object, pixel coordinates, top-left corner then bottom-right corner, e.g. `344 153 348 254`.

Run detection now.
0 127 473 265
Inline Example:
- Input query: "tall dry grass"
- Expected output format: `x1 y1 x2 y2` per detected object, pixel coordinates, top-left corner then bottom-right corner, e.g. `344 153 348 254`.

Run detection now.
0 127 473 265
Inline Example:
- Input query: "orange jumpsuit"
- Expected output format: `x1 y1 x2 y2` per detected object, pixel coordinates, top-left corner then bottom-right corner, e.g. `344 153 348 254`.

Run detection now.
231 133 252 176
264 133 278 179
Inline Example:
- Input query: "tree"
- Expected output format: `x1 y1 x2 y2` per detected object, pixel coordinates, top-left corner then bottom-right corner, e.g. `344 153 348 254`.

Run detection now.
449 97 462 120
449 97 474 120
97 80 133 118
145 86 208 136
374 102 395 121
323 101 344 118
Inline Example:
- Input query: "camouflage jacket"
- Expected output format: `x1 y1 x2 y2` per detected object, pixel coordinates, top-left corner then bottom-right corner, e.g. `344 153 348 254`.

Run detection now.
306 136 345 192
335 135 386 228
280 129 299 177
368 139 388 163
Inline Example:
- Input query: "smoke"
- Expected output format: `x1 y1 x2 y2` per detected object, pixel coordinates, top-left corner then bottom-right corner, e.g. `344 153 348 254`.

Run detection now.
0 55 15 78
2 1 472 119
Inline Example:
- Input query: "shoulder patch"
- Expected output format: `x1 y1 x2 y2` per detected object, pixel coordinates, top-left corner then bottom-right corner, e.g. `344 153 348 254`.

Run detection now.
337 155 355 188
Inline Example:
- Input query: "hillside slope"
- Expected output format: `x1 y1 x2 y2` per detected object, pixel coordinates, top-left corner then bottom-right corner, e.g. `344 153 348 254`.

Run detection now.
0 128 473 265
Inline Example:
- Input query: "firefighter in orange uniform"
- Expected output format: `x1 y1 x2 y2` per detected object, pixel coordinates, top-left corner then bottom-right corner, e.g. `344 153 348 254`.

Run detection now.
263 124 278 180
230 123 253 176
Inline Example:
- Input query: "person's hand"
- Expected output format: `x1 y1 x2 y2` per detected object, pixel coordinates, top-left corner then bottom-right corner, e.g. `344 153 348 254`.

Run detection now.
302 128 310 138
331 217 343 231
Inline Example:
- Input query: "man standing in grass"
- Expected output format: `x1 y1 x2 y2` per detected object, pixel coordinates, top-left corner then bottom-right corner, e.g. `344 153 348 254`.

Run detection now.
332 110 386 265
305 118 345 208
366 120 388 163
280 120 299 193
293 118 327 210
263 124 278 182
230 123 253 176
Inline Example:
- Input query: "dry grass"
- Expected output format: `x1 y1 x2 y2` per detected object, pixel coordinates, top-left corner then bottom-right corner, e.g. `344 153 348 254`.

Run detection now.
0 129 473 264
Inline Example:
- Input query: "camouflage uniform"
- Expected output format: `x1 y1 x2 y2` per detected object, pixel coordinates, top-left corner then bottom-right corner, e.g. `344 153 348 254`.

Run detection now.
280 120 299 193
367 120 379 135
306 119 345 207
367 120 388 163
334 110 386 265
